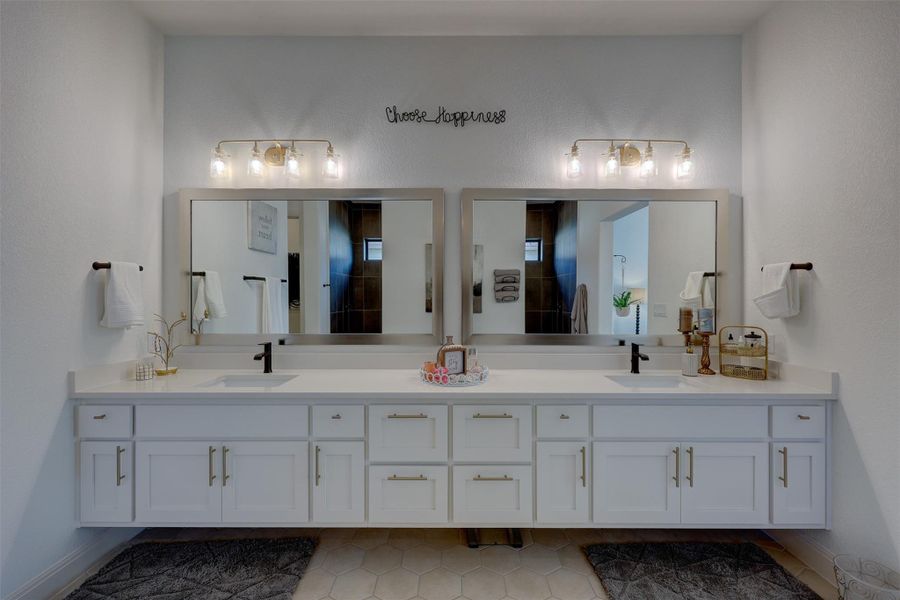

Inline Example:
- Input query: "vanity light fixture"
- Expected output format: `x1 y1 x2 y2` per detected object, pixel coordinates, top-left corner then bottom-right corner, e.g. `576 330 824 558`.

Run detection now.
565 137 694 182
208 138 341 181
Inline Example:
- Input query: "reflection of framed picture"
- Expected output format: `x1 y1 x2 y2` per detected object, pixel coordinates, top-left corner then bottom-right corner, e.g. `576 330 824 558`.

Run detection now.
248 201 277 254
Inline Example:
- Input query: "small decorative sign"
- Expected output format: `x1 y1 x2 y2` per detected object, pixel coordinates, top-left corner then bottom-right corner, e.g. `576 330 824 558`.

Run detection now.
248 201 277 254
385 105 506 127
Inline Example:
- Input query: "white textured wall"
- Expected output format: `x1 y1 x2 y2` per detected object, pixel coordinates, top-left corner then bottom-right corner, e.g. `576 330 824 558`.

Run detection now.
0 2 163 596
473 201 526 334
163 35 743 339
743 2 900 568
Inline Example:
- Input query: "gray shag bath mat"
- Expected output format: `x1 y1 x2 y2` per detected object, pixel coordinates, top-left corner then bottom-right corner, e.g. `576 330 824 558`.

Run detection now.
65 537 317 600
583 542 821 600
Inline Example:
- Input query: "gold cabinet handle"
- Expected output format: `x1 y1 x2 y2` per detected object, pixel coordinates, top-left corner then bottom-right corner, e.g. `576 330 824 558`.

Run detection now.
797 414 811 420
222 446 230 486
314 445 321 486
686 446 694 487
116 446 126 486
388 475 427 481
388 413 427 419
331 414 342 420
559 414 570 420
93 414 107 420
580 446 587 487
473 413 512 419
672 447 680 488
778 446 788 487
208 446 217 486
474 474 512 481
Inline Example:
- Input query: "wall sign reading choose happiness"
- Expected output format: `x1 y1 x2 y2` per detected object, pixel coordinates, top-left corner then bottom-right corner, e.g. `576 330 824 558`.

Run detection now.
385 105 507 127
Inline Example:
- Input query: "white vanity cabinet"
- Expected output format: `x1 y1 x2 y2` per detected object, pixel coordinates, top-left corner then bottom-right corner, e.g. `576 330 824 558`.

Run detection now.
312 441 365 523
222 441 308 523
536 442 589 523
593 442 681 524
80 441 133 523
136 441 222 523
772 442 826 525
680 442 769 525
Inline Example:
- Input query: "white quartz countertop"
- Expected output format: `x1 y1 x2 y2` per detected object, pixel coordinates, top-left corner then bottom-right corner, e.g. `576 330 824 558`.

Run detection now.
70 368 837 401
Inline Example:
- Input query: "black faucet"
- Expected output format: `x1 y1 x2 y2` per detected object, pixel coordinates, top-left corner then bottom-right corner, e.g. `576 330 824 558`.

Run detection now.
631 343 649 374
254 342 273 374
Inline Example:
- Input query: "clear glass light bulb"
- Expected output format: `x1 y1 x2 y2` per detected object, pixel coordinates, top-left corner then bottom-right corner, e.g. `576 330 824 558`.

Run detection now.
566 147 582 178
639 144 657 179
601 143 620 178
324 148 341 179
209 147 230 179
247 146 266 179
675 147 695 180
285 147 302 179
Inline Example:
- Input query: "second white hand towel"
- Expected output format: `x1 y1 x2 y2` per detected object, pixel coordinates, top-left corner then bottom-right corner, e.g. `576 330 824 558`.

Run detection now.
261 277 286 334
754 263 800 318
202 271 227 318
100 261 144 328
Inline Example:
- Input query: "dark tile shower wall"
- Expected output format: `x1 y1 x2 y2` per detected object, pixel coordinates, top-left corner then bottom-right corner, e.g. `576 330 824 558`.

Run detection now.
525 203 577 333
554 200 578 329
329 201 352 333
349 203 382 333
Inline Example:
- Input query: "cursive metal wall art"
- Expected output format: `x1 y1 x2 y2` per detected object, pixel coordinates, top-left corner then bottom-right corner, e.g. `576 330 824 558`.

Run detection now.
385 105 507 127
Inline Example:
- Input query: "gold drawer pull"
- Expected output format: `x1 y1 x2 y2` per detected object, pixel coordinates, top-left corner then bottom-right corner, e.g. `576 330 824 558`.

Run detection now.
388 475 427 481
686 446 694 487
474 475 512 481
797 414 811 420
473 413 512 419
559 414 570 420
116 446 126 486
93 414 107 420
222 446 230 486
314 445 321 486
388 413 427 419
672 447 680 488
331 414 342 420
208 446 217 486
778 446 788 487
580 446 587 487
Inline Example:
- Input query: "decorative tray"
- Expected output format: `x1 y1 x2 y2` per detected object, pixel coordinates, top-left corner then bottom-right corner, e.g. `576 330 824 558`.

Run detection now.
419 367 489 387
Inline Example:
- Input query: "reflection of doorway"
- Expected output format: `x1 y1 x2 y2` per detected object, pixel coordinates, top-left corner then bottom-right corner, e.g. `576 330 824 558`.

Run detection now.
611 206 649 335
329 201 383 333
524 201 577 333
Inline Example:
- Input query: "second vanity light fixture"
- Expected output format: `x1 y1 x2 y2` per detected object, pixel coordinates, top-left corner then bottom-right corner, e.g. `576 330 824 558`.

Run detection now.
565 138 695 181
209 138 341 181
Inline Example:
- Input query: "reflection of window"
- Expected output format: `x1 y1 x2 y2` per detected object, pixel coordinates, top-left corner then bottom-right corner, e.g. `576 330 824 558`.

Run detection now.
365 238 383 261
525 238 542 262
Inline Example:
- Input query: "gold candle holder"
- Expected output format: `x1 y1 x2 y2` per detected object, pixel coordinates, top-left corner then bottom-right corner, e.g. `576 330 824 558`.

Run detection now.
698 332 715 375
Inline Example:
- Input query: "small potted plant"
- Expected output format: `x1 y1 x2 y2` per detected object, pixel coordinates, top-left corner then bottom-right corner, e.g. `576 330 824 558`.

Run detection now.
148 313 187 376
613 291 632 317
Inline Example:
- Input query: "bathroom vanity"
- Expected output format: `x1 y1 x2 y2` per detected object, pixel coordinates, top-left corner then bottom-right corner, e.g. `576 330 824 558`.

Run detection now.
71 367 835 530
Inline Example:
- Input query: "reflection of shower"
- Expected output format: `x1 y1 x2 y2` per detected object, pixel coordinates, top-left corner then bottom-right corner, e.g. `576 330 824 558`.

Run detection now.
613 254 627 288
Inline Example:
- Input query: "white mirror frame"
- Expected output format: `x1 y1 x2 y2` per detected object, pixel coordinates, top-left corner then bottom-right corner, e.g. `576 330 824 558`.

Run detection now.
460 188 741 346
166 188 444 346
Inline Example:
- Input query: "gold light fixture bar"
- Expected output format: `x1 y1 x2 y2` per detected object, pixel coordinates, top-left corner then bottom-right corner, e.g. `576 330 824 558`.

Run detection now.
565 137 694 181
209 138 341 180
214 138 335 166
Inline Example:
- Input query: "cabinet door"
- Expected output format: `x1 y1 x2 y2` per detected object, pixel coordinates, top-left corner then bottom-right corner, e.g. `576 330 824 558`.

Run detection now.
681 442 769 525
772 442 826 525
312 441 365 523
452 405 532 463
136 441 222 523
593 442 680 525
537 442 589 523
222 442 309 523
368 405 448 463
80 441 133 523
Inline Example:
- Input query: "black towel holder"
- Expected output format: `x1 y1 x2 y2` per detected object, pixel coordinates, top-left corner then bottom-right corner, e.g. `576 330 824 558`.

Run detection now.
243 275 287 283
760 262 813 272
93 261 143 272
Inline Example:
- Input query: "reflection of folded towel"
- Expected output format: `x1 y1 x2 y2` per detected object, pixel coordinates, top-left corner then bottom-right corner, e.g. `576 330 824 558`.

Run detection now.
496 292 519 303
494 269 519 277
494 283 519 292
754 263 800 318
100 262 144 329
680 271 713 307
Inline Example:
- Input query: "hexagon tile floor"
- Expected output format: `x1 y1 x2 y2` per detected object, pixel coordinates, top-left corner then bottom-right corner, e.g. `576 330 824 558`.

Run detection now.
129 528 839 600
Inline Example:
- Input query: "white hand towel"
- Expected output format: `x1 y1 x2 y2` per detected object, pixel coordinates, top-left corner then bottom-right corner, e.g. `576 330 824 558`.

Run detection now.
100 262 144 329
754 263 800 318
571 283 589 334
193 277 208 323
261 277 286 334
679 271 713 307
202 271 227 318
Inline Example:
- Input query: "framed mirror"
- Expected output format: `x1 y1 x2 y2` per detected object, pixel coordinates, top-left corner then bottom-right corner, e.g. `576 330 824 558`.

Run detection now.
169 188 444 345
460 188 740 345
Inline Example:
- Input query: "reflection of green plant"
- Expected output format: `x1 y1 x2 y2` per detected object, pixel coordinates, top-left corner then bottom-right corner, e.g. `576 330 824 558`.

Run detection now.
148 313 187 371
613 291 632 308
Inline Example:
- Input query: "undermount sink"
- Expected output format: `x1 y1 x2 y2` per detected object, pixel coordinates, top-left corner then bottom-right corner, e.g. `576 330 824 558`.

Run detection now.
197 374 297 388
605 374 692 389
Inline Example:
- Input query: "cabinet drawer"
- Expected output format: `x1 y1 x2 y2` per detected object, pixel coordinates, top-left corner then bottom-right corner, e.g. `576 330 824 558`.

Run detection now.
453 405 532 462
369 466 448 524
368 405 448 462
452 466 532 524
537 405 589 438
135 405 308 438
772 406 826 439
593 405 767 439
77 405 132 438
313 405 364 438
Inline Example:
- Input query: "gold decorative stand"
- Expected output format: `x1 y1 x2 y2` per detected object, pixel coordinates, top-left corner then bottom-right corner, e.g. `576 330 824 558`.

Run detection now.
698 333 716 375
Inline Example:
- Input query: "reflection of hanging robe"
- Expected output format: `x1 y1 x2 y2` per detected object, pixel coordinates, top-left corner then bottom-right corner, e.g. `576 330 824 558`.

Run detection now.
571 284 588 334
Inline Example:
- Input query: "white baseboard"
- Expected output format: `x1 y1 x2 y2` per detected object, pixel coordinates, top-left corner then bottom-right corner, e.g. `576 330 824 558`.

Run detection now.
5 528 140 600
766 529 837 586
